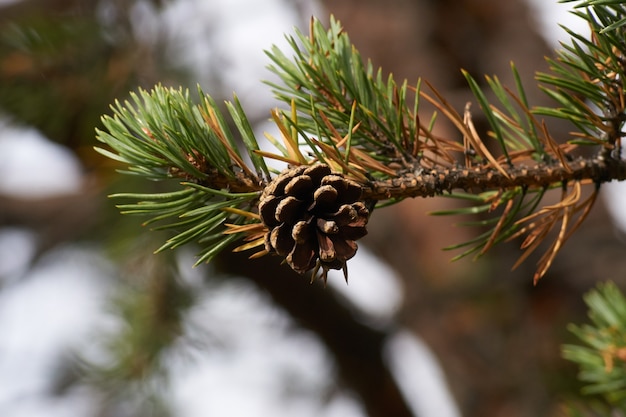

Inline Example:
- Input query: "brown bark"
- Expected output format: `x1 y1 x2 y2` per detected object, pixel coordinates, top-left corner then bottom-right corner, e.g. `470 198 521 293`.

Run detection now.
362 155 626 200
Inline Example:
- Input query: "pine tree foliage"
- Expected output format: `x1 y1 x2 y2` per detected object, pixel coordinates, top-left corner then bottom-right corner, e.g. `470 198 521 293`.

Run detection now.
564 282 626 413
97 0 626 283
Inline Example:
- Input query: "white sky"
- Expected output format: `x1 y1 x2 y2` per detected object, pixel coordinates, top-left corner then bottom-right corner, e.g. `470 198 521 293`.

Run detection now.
0 121 83 197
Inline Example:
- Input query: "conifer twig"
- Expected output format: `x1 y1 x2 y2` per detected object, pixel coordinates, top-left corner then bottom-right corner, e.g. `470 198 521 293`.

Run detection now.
361 155 626 200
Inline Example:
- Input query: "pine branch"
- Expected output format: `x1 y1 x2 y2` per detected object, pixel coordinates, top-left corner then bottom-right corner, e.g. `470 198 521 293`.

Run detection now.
362 155 626 200
96 1 626 283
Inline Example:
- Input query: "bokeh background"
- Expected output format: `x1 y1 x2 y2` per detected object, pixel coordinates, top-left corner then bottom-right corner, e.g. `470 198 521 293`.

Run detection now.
1 1 626 416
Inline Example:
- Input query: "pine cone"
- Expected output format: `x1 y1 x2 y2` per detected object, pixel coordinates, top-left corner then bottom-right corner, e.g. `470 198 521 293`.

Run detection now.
258 163 369 281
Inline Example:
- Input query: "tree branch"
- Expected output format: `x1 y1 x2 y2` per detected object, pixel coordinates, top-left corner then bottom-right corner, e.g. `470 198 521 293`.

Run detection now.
362 154 626 200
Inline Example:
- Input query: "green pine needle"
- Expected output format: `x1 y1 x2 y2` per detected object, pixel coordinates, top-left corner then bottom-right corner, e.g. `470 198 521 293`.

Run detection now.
563 282 626 408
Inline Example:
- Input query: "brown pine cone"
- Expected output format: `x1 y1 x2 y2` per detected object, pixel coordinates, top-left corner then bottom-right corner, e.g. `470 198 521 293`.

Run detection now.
258 163 369 281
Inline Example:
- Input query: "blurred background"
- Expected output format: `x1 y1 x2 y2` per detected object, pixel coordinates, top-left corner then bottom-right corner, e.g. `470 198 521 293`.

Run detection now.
1 0 626 416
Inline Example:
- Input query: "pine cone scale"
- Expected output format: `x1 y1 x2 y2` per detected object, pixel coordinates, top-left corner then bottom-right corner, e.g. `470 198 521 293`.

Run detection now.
316 218 339 234
269 223 294 256
330 236 357 261
311 185 338 211
287 241 316 272
340 225 368 241
317 231 336 262
275 196 304 224
292 219 313 243
259 196 281 228
285 175 314 197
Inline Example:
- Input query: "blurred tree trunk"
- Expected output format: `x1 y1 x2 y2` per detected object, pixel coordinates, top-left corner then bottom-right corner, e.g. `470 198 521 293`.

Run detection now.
216 248 414 417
